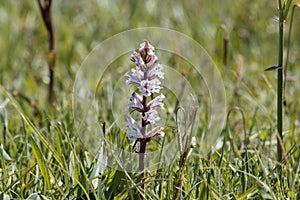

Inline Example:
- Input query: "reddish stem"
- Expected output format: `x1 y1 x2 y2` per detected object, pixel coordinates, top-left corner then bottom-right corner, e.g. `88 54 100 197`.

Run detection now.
139 95 148 199
37 0 55 105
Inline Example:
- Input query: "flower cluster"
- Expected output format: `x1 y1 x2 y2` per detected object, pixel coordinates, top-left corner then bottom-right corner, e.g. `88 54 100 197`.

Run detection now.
125 41 165 151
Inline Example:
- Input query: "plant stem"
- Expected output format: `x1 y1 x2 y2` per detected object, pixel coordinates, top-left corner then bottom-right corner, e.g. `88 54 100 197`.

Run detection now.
139 96 148 199
277 0 284 162
139 138 146 190
37 0 55 106
139 126 147 172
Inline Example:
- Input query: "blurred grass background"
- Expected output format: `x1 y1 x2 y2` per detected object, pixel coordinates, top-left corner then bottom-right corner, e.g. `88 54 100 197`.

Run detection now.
0 0 300 199
1 0 299 107
1 0 300 142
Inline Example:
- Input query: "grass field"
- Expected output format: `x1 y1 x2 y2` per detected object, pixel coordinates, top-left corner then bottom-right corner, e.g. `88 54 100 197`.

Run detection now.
1 0 300 199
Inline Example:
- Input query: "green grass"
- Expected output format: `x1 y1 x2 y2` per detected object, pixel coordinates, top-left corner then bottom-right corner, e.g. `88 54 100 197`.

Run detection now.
1 0 300 199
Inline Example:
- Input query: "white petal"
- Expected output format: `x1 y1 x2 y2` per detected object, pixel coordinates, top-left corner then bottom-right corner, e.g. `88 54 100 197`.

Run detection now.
128 92 143 110
147 64 164 80
139 79 162 97
148 94 165 109
125 116 143 140
125 68 143 87
131 51 147 71
142 109 160 124
145 127 164 138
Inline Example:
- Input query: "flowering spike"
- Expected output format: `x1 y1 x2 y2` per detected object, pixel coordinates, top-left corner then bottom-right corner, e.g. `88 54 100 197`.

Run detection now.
124 40 165 150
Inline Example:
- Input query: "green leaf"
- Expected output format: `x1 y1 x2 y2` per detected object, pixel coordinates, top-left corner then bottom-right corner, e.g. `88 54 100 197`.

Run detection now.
238 186 258 200
69 150 79 186
264 66 281 71
29 136 51 190
283 0 293 19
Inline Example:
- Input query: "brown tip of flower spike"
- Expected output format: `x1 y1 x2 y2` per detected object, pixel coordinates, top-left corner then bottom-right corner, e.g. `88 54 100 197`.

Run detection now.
139 40 155 64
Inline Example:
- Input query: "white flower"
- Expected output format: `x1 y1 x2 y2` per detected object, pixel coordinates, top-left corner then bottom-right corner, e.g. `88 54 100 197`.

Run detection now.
127 41 163 97
125 116 143 141
138 79 162 97
131 51 147 71
143 109 160 124
148 94 165 109
125 67 143 87
124 41 165 151
148 64 164 80
145 127 164 138
128 92 143 111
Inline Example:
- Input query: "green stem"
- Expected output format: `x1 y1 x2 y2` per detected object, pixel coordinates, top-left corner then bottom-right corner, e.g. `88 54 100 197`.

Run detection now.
277 0 284 162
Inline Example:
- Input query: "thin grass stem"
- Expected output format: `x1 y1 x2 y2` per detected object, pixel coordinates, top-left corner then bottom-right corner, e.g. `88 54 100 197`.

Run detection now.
277 1 284 162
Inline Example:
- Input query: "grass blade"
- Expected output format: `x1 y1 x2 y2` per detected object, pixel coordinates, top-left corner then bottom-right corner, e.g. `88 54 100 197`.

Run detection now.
29 135 51 190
